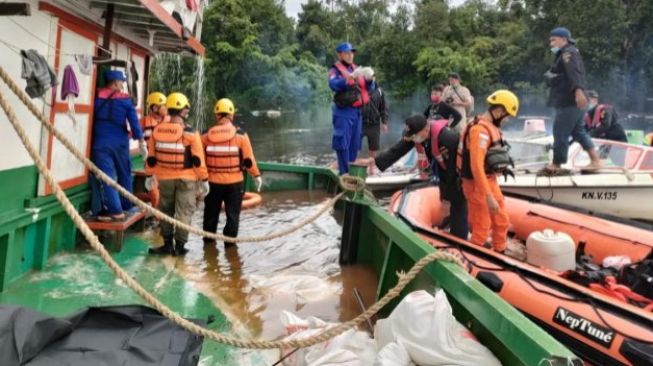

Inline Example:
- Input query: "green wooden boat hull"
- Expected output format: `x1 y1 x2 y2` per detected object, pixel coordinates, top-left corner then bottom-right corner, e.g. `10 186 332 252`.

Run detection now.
0 161 580 365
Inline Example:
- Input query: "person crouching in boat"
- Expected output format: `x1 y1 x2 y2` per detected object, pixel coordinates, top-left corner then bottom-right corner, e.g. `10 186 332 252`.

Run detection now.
145 92 208 256
140 92 169 208
584 90 627 143
363 115 468 240
201 98 262 248
457 90 519 253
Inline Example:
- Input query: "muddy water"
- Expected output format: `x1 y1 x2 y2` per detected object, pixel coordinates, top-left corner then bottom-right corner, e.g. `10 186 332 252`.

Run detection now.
147 190 378 345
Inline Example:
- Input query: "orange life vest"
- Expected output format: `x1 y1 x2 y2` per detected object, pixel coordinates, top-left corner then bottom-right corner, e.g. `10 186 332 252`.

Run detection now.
333 61 370 107
150 122 192 170
456 117 503 179
141 114 168 140
204 123 243 174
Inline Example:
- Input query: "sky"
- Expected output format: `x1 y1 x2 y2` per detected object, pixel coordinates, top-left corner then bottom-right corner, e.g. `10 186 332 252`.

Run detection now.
284 0 468 20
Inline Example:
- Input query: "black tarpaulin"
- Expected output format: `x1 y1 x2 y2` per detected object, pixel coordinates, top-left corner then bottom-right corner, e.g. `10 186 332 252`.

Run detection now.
0 305 205 366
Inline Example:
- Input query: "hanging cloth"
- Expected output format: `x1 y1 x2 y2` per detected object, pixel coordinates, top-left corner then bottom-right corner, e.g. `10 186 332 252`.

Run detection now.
129 60 139 106
20 49 57 98
186 0 198 11
61 65 80 127
74 54 93 75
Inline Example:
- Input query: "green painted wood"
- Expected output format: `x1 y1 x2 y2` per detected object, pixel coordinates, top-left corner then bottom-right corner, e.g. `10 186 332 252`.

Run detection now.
0 236 236 363
358 203 578 365
34 218 51 269
307 172 315 190
0 233 8 292
375 240 397 303
0 190 89 237
0 166 37 213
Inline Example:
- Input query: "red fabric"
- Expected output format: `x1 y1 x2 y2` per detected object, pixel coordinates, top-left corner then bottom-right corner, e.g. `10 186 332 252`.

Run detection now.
584 104 609 128
97 87 130 99
186 0 198 11
414 119 449 170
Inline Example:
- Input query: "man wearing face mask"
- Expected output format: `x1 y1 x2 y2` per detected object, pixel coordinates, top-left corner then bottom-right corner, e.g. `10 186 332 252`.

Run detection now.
424 84 462 128
457 90 519 253
545 27 602 173
362 115 468 240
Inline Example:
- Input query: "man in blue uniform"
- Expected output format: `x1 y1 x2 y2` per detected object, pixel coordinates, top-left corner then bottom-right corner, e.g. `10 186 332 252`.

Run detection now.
544 27 601 173
328 42 375 174
90 70 147 221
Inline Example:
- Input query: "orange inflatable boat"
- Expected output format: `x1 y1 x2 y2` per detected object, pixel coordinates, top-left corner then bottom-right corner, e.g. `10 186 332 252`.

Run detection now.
390 184 653 366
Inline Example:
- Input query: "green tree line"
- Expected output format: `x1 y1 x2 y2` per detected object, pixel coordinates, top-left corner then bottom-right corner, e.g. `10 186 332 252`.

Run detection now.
151 0 653 115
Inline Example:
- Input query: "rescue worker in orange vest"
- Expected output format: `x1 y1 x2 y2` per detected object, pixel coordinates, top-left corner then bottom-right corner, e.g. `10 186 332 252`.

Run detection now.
145 92 209 255
139 92 169 208
141 92 168 141
202 98 262 248
457 90 519 253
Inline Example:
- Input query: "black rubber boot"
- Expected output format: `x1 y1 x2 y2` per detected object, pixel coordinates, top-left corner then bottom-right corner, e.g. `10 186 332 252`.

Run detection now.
149 237 174 255
203 237 216 246
175 241 189 256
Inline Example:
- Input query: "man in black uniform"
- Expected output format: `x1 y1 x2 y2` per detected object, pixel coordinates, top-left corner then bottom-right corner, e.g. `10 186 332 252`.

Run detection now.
361 77 389 159
545 27 601 172
585 90 627 142
363 115 468 240
424 84 462 128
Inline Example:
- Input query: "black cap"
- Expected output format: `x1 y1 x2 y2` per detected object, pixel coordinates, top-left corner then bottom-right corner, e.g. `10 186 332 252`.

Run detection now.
403 115 428 137
448 72 460 80
587 90 599 98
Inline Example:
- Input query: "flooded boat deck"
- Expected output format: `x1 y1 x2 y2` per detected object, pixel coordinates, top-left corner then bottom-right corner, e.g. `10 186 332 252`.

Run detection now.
0 189 379 364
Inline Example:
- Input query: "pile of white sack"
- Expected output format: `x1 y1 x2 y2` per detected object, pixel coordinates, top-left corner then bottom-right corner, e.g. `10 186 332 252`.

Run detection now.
279 289 502 366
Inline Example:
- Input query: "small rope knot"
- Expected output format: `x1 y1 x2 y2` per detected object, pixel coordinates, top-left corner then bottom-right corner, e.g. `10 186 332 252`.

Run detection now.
339 174 366 192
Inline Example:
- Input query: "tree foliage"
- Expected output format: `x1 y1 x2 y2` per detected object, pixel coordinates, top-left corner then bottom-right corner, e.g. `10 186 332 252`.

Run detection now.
151 0 653 112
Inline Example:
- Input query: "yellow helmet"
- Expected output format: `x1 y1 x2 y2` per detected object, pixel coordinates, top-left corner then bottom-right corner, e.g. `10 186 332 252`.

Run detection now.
214 98 236 115
146 92 166 109
486 90 519 117
646 132 653 146
166 92 190 110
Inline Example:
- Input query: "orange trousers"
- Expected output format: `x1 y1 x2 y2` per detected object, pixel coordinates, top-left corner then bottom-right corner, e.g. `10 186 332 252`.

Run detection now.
461 178 510 251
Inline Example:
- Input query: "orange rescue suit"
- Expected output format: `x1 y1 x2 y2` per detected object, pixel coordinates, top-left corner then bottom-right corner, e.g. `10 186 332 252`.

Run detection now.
145 121 208 181
140 113 169 207
201 121 261 184
457 116 510 251
140 113 169 141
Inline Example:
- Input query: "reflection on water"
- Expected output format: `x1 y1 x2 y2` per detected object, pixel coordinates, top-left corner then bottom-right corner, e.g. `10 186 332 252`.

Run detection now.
151 190 378 345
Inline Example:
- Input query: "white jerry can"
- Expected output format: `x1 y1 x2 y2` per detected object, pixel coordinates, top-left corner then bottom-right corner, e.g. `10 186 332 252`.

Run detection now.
526 229 576 272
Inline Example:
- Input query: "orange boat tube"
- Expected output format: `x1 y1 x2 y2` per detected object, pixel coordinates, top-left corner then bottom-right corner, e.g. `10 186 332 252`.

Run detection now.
221 192 262 210
390 185 653 366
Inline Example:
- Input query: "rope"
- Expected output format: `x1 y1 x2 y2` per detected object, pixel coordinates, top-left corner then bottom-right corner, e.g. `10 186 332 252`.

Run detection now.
0 87 465 348
0 65 343 243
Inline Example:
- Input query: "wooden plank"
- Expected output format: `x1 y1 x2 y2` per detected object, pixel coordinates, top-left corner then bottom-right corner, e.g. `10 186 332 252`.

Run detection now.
86 209 145 231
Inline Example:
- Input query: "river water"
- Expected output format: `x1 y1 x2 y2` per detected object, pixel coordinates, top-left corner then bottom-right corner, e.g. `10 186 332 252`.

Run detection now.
148 102 651 363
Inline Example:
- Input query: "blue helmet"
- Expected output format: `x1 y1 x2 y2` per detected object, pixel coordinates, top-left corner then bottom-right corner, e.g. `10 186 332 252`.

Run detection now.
104 70 127 82
335 42 356 53
550 27 576 44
